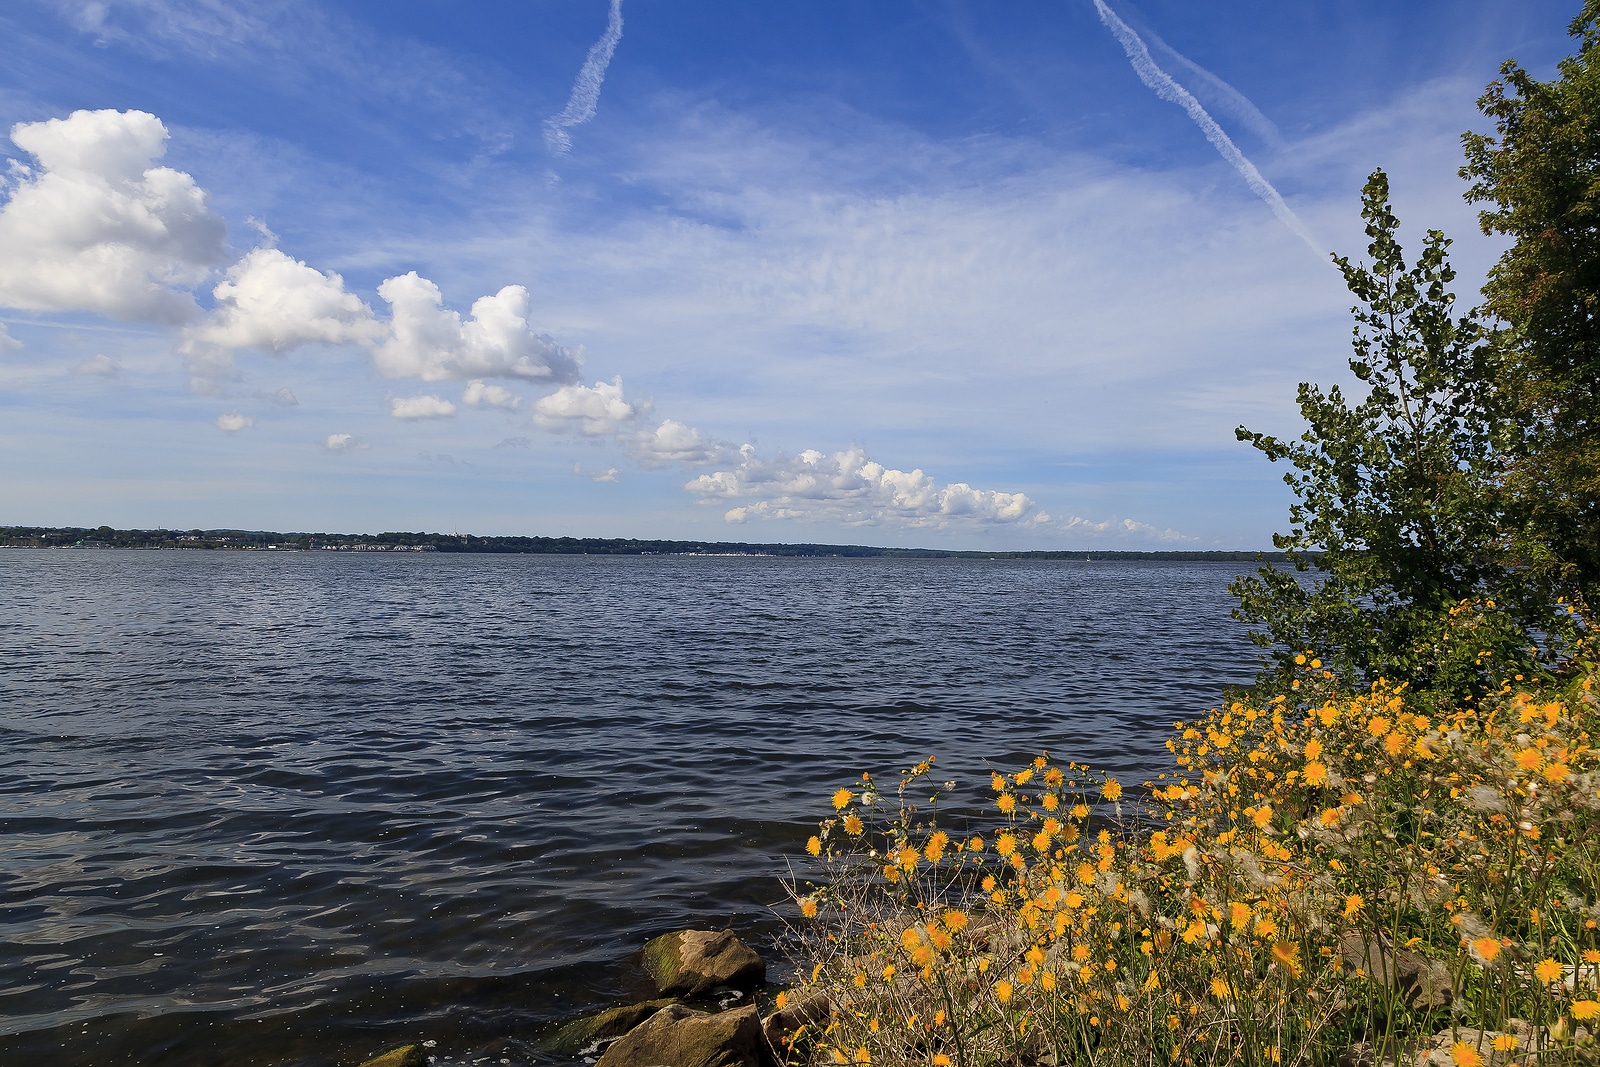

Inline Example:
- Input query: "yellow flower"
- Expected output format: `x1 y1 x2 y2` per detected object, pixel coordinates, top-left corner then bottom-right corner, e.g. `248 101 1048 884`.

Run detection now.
881 964 895 980
1181 919 1208 945
1572 1000 1600 1021
1304 761 1328 786
1367 716 1391 736
1534 957 1563 984
1076 863 1096 886
1165 1015 1181 1032
1492 1035 1518 1052
1515 748 1543 772
1015 768 1035 786
1101 777 1123 802
1251 805 1274 828
843 814 864 836
1544 762 1570 782
1469 937 1501 964
997 793 1017 814
1449 1041 1482 1067
932 1057 951 1067
1210 976 1232 999
942 909 969 933
853 1047 871 1064
1271 941 1302 977
924 831 949 862
806 836 822 857
1584 949 1600 964
1033 830 1053 852
991 773 1006 791
995 980 1013 1003
995 833 1017 857
1229 901 1252 931
1384 731 1407 756
800 897 819 919
832 788 854 810
1343 894 1364 919
1303 738 1323 761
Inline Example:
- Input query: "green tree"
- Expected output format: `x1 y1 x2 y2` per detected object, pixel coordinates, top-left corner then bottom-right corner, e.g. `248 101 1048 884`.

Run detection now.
1461 0 1600 606
1230 170 1522 697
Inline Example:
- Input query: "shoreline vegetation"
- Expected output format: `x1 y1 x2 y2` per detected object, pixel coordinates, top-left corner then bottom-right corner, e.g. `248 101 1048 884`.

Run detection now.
0 524 1285 561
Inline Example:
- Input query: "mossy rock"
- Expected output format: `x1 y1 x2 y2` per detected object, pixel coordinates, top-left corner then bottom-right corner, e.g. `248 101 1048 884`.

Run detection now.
596 1004 770 1067
642 930 765 996
542 999 681 1057
356 1046 426 1067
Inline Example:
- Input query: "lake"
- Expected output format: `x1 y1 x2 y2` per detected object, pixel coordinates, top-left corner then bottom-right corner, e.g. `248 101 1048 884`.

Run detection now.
0 550 1263 1066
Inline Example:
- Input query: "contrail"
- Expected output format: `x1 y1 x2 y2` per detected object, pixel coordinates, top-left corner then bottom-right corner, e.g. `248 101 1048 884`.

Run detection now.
1091 0 1323 258
544 0 624 156
1141 28 1281 148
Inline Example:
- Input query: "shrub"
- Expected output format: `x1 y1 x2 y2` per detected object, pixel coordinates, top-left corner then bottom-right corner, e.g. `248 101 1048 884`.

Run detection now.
778 614 1600 1067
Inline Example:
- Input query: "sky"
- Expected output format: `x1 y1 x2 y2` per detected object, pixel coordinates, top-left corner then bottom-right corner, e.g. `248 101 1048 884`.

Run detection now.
0 0 1581 548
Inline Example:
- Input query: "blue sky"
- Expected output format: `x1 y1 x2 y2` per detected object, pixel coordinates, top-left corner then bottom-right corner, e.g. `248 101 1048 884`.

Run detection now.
0 0 1579 547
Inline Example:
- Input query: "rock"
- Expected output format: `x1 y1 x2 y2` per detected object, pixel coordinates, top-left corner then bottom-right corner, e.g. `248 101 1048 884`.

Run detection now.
642 930 766 996
543 999 682 1057
596 1003 771 1067
356 1046 426 1067
761 992 829 1063
1339 933 1453 1008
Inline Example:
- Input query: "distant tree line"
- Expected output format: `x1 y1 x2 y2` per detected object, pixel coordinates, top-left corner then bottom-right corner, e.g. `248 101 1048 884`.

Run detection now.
0 525 1287 562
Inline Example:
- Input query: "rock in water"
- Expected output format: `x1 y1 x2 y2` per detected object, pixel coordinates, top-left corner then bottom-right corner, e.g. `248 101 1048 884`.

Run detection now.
542 999 681 1057
597 1004 770 1067
642 930 765 996
357 1046 426 1067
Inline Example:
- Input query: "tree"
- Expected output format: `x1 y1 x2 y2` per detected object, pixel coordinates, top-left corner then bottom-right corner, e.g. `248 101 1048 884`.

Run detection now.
1461 0 1600 606
1230 170 1522 697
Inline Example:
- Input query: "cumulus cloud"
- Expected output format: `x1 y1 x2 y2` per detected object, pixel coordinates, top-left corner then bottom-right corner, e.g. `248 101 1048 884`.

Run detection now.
462 379 521 410
533 375 636 434
686 444 1047 528
0 322 18 351
1060 515 1193 543
0 109 227 324
254 386 298 406
373 272 581 383
573 461 620 482
214 411 253 432
324 432 366 451
532 376 724 465
73 353 121 376
185 247 383 353
390 393 456 420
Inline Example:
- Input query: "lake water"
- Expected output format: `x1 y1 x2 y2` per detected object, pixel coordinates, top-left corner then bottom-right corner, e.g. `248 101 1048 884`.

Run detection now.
0 550 1263 1066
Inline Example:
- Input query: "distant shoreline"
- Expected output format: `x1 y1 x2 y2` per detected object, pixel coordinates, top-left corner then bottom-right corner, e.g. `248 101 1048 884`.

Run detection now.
0 525 1289 561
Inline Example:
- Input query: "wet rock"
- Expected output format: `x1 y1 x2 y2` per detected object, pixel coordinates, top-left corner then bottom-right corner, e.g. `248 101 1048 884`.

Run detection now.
356 1046 426 1067
643 930 765 996
596 1003 771 1067
1339 933 1454 1008
761 992 829 1063
543 999 682 1057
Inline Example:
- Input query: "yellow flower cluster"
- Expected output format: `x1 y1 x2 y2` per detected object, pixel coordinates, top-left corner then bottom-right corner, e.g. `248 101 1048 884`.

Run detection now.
780 633 1600 1067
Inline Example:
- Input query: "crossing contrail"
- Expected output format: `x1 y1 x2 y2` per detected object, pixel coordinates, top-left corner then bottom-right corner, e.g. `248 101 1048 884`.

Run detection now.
1092 0 1323 258
544 0 625 156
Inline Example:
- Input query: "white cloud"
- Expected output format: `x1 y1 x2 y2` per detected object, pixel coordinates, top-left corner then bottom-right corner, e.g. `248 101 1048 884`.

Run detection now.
185 247 383 353
462 379 521 410
389 393 456 420
532 376 723 465
629 418 721 465
0 322 18 351
544 0 625 156
532 375 636 434
373 272 581 383
573 462 620 482
0 109 227 324
214 411 253 432
324 432 366 451
255 386 298 406
1060 515 1193 543
687 444 1048 528
73 353 121 376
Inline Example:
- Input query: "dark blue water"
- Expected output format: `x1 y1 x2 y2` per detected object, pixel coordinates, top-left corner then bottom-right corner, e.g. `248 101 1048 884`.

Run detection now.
0 551 1261 1066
